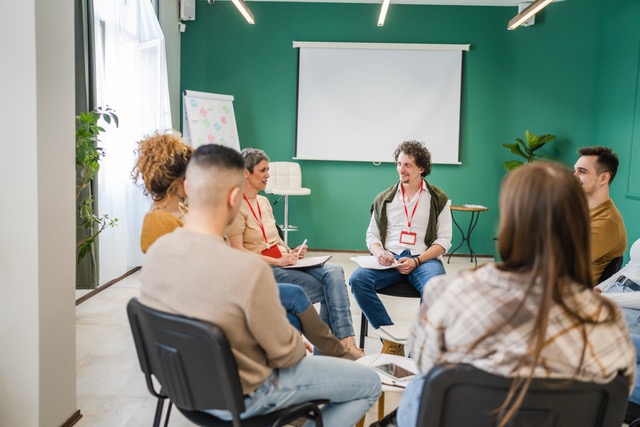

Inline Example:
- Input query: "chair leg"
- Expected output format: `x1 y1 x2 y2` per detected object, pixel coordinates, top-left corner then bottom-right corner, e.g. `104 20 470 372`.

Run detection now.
283 195 289 246
153 397 164 427
163 401 172 427
359 313 368 349
377 392 385 420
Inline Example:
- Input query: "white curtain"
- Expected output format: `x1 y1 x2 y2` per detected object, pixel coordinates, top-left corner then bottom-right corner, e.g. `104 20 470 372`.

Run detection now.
93 0 172 284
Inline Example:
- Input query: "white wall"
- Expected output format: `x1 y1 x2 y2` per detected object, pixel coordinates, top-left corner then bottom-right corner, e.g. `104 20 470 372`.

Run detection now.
0 0 77 425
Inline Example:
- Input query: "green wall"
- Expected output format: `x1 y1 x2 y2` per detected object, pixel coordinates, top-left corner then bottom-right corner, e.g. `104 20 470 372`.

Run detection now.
180 0 639 258
594 0 640 257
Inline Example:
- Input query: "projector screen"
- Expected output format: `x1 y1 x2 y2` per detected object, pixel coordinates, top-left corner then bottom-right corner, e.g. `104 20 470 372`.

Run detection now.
294 42 469 164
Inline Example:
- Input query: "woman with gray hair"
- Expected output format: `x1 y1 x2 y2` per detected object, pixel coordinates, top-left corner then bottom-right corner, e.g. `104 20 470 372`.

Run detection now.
226 148 364 358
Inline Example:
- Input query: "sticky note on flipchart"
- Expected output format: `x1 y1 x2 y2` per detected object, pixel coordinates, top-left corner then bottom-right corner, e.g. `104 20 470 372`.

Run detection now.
220 138 227 145
200 108 207 117
222 105 229 113
208 134 215 142
190 99 197 107
221 116 227 124
206 103 213 110
203 118 211 127
214 123 221 131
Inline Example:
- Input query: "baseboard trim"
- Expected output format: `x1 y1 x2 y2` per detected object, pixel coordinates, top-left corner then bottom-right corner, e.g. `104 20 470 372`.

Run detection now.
76 266 142 306
60 410 82 427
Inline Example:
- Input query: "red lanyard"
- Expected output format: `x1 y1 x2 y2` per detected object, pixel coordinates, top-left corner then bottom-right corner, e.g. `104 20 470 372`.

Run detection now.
243 195 268 243
400 184 423 228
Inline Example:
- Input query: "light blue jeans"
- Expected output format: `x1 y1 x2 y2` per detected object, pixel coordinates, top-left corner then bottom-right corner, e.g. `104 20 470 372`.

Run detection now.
273 263 355 340
603 278 640 334
208 356 382 426
630 334 640 405
396 374 425 426
278 283 311 331
349 250 446 329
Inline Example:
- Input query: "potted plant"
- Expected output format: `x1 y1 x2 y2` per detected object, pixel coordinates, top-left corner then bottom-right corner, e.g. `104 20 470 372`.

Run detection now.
76 106 119 288
502 130 557 172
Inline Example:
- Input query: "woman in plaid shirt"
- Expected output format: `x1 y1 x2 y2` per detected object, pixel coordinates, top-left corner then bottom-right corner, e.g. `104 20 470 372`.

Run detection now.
395 161 636 427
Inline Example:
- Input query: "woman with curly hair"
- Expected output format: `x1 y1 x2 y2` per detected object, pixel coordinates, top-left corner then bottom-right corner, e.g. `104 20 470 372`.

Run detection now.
132 138 356 359
132 132 194 253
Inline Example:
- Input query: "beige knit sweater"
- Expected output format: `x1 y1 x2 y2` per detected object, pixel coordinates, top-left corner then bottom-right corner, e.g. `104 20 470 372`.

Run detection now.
139 228 305 394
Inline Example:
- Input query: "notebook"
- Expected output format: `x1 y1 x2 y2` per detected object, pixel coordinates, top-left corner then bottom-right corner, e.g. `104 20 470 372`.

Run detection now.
281 255 333 269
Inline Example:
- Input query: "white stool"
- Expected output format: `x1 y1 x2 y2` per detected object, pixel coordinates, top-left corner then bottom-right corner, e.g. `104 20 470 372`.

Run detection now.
265 162 311 246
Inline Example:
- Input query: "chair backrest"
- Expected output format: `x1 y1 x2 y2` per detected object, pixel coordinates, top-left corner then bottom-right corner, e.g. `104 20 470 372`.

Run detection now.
127 298 246 421
417 363 628 427
598 256 624 284
266 162 303 192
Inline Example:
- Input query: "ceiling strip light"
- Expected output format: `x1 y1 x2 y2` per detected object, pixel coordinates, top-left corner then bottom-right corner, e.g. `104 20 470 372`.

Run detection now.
507 0 554 30
231 0 255 24
377 0 391 27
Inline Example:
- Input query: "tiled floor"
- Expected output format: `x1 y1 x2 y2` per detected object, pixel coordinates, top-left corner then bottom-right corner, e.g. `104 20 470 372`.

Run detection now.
75 252 492 426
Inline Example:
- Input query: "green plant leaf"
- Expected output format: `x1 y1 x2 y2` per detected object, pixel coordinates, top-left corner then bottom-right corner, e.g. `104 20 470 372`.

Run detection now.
504 160 524 171
530 133 557 152
525 130 538 145
502 143 528 159
76 106 120 263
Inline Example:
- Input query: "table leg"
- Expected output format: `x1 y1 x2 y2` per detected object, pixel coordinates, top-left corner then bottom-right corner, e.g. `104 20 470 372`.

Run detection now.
448 210 484 267
447 211 466 264
465 211 482 267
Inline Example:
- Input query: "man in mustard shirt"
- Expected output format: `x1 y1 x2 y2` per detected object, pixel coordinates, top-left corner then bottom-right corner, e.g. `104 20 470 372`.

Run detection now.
573 146 627 284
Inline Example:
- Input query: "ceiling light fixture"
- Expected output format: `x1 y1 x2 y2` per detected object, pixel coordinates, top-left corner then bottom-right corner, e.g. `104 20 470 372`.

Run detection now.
507 0 554 30
231 0 255 24
377 0 391 26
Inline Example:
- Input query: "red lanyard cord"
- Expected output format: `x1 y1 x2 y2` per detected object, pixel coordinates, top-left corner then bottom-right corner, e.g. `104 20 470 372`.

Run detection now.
243 195 269 243
400 183 423 228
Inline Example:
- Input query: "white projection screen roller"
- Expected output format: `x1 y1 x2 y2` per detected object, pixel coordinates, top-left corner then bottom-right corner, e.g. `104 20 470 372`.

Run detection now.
294 42 469 164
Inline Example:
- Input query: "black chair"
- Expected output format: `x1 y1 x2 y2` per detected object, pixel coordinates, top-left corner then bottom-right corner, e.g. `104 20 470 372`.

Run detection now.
358 281 420 348
416 363 628 427
598 256 624 284
625 402 640 427
127 298 324 427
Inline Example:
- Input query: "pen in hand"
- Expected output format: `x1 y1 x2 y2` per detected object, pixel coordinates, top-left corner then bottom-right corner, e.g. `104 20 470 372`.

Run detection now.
296 239 308 257
380 248 396 265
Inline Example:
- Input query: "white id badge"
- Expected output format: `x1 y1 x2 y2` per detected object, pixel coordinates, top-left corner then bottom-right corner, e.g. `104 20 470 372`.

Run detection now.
399 231 417 245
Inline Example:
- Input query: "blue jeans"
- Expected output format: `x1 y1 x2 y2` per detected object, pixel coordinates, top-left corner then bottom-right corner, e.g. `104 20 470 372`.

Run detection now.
349 250 446 329
396 374 425 426
278 283 311 331
208 356 382 426
630 334 640 405
604 280 640 334
273 263 355 340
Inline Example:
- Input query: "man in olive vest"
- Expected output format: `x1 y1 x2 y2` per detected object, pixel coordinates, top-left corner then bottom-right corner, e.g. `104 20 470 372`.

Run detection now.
349 140 452 356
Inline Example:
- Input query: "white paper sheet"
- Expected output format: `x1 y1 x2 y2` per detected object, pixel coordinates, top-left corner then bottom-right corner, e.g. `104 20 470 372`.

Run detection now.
350 255 399 270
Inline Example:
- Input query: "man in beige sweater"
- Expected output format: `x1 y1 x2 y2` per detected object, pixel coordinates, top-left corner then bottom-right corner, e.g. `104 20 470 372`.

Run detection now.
574 146 627 284
139 144 380 426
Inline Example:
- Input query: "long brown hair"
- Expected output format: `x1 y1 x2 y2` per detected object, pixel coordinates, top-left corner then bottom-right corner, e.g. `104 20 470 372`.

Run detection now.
484 162 619 426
